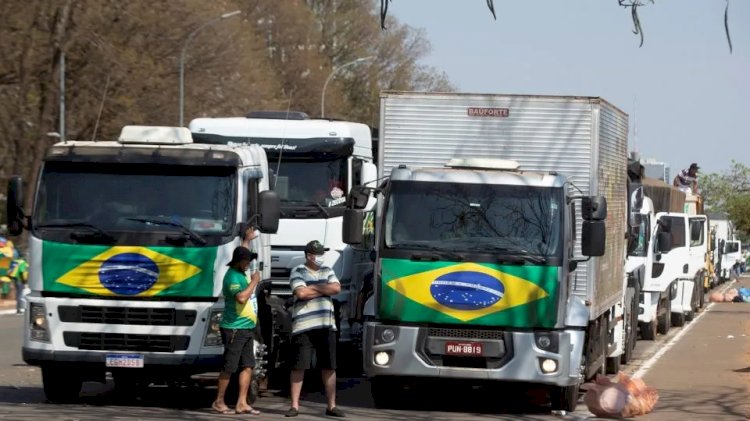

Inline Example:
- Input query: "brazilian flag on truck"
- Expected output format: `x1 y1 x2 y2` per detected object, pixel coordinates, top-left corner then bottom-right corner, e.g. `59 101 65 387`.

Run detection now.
379 259 560 328
42 241 217 297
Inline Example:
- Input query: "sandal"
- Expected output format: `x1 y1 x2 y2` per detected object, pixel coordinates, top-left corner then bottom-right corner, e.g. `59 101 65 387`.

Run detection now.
210 403 236 415
237 408 261 415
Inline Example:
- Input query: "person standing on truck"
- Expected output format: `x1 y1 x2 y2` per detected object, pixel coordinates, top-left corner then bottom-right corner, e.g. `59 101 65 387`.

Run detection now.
285 240 346 418
211 245 262 416
673 163 700 194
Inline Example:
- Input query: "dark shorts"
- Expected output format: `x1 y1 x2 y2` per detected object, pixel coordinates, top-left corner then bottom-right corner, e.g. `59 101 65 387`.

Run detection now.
291 328 337 370
220 328 256 374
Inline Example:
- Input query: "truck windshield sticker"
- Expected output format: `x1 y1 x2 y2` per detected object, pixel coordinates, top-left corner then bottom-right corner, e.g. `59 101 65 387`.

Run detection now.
42 242 217 297
382 261 554 324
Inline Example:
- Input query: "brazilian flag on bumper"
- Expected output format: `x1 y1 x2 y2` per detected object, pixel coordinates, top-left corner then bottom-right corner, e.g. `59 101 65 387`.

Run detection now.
380 258 559 328
42 241 218 297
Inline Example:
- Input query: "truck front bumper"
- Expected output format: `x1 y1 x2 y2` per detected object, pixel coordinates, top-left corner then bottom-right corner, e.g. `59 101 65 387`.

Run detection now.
363 323 584 387
23 347 222 369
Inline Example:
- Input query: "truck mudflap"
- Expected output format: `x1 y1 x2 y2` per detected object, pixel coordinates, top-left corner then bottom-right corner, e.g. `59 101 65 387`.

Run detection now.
363 323 584 387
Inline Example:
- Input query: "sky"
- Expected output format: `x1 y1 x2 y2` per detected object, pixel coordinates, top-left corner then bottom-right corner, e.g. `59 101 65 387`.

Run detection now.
389 0 750 177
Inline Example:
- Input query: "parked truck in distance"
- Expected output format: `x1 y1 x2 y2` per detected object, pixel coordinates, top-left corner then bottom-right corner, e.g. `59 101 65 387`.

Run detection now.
5 126 280 403
343 92 630 412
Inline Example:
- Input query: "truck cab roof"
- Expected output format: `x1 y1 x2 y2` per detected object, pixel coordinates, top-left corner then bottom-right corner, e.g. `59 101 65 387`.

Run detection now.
389 164 566 188
188 117 373 159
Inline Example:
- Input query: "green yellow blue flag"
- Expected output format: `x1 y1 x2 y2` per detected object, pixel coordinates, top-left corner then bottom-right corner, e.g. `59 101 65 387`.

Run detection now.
379 259 559 328
42 241 218 297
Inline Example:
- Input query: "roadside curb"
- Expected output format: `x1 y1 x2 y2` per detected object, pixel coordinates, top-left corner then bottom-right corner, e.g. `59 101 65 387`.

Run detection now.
0 309 19 316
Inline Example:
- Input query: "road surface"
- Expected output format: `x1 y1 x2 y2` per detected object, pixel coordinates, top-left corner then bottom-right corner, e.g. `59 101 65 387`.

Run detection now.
0 276 747 420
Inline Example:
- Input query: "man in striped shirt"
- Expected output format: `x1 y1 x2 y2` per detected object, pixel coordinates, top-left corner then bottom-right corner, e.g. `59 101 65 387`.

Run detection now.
285 240 345 418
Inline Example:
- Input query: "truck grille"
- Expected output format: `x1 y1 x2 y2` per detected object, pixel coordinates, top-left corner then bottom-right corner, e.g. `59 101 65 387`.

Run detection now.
58 306 196 326
427 327 506 341
63 332 190 352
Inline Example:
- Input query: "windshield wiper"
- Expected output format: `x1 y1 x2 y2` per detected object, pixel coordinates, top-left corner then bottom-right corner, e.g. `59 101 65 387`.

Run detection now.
283 200 330 217
126 217 207 246
36 222 114 241
393 242 464 261
458 243 548 264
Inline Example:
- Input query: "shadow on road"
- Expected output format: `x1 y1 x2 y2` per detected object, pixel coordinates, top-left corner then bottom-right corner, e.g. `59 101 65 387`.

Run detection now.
651 386 749 419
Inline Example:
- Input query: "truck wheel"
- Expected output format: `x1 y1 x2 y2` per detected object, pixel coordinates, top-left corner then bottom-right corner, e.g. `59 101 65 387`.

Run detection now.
370 377 406 409
671 311 685 327
549 384 580 412
640 321 657 341
41 365 82 403
606 356 621 374
657 298 670 335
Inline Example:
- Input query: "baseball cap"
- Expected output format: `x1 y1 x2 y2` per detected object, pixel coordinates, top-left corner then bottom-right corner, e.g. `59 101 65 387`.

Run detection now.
304 240 329 255
689 163 700 170
227 246 257 266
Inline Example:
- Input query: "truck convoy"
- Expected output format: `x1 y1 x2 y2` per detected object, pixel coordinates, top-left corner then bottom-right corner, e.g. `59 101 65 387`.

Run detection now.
4 126 280 402
342 92 632 411
188 113 378 378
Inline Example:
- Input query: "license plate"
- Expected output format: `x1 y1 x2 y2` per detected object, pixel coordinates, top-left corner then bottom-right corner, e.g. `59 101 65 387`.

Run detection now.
105 353 144 368
445 342 483 356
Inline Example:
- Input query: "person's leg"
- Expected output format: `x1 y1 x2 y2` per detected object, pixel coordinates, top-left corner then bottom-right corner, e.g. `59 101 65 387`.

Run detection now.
288 332 311 416
13 279 23 312
236 331 258 413
290 369 305 409
321 369 337 410
213 372 233 412
213 329 240 413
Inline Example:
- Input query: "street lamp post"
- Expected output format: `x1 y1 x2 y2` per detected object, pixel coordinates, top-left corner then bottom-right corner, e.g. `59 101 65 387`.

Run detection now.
320 56 374 119
179 10 241 127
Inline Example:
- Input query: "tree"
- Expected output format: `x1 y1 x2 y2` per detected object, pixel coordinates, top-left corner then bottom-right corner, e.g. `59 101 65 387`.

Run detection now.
700 161 750 236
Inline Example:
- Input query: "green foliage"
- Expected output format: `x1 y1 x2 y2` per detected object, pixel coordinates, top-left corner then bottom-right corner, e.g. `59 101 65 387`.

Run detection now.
700 160 750 236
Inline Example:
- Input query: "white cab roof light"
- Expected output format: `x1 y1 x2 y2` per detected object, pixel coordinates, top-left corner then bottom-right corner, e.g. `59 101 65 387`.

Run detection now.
118 126 193 145
445 158 521 171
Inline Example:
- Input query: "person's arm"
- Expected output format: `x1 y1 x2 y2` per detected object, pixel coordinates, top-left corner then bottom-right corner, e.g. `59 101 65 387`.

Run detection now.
290 270 324 301
234 277 256 305
310 270 341 296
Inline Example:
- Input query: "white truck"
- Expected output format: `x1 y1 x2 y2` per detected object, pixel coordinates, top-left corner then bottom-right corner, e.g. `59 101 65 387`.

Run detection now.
189 112 377 377
711 219 742 282
343 92 630 411
5 126 280 403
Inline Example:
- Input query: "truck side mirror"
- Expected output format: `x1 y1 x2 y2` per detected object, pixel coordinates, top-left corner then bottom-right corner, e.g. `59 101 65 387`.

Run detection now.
582 220 605 257
657 232 671 253
347 186 370 210
582 196 607 221
343 209 364 245
6 176 25 236
361 162 378 188
257 190 280 233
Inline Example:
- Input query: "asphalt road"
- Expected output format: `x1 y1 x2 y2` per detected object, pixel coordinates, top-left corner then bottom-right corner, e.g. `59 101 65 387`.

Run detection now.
0 278 745 421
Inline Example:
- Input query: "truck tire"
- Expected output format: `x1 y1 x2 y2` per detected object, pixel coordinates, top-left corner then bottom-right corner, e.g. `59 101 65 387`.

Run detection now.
550 384 580 412
657 299 670 335
671 311 685 327
41 364 82 403
640 321 657 341
606 355 621 374
370 377 406 409
621 283 639 365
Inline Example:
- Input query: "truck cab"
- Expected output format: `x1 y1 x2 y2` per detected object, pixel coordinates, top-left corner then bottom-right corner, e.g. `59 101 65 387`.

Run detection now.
5 126 280 402
189 113 377 359
344 158 607 411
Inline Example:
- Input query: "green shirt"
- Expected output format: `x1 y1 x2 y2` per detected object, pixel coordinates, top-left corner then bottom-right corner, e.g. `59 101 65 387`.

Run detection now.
220 267 256 330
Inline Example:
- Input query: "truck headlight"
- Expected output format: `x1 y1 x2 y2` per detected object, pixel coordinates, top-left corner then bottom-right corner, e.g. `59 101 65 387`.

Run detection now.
204 310 223 347
29 303 49 343
539 358 558 373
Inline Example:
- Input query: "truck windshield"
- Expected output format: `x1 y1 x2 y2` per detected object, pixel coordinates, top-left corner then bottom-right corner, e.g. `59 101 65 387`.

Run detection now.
272 158 348 216
33 162 235 245
384 181 563 259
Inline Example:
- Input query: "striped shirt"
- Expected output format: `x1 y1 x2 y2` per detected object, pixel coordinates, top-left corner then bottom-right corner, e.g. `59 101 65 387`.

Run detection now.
289 264 339 335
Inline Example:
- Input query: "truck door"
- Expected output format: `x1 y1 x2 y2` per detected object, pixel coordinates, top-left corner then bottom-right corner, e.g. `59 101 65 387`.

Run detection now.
647 213 689 291
725 240 742 270
688 216 708 279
